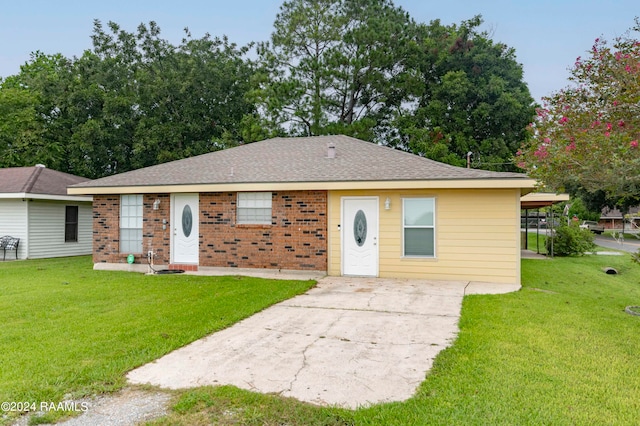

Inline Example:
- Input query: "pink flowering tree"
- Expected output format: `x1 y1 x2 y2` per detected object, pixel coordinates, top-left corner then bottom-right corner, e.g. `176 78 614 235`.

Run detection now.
518 20 640 205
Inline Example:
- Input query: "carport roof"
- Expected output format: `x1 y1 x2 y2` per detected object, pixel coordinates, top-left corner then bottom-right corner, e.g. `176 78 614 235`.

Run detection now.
520 192 570 209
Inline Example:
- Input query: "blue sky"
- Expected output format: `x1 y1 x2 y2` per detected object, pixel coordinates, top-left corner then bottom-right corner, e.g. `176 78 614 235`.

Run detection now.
0 0 637 103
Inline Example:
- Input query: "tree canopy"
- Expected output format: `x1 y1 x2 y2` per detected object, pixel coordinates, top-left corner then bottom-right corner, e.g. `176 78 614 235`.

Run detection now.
255 2 535 170
0 21 255 178
0 1 536 178
391 16 535 170
518 19 640 209
252 0 417 141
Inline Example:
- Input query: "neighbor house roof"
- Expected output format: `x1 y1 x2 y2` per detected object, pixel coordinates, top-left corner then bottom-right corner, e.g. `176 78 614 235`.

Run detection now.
0 165 92 201
600 206 640 220
69 135 536 194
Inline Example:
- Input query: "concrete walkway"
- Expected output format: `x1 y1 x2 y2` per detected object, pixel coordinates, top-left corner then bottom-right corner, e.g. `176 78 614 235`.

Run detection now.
127 277 519 409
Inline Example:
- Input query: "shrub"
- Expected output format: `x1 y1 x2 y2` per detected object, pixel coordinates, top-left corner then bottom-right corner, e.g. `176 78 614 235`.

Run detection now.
546 223 596 256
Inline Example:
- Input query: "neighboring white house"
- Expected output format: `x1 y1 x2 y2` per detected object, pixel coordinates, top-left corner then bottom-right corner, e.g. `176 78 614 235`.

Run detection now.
0 165 93 260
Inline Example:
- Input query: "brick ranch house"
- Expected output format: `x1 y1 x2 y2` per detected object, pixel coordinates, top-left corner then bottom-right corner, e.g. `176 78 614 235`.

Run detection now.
68 135 536 285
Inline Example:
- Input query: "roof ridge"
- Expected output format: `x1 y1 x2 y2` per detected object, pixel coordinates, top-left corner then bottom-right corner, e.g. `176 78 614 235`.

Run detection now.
21 166 43 193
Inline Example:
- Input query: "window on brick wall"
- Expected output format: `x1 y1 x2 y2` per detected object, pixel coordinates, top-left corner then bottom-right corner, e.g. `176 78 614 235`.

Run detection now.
120 194 143 253
65 206 79 243
237 192 272 224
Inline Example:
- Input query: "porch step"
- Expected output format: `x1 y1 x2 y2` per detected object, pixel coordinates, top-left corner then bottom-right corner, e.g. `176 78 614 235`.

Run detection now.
169 264 198 272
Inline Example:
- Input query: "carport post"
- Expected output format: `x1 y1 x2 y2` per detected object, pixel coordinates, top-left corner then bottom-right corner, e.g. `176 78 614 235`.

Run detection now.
524 208 529 250
537 208 541 254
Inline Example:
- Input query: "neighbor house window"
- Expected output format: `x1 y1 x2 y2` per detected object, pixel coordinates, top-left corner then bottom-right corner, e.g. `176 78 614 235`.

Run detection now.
65 206 79 243
120 194 143 253
237 192 272 224
403 198 435 257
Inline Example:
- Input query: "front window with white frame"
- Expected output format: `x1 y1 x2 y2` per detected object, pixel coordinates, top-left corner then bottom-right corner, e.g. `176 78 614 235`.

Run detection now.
237 192 272 225
120 194 143 253
403 197 435 257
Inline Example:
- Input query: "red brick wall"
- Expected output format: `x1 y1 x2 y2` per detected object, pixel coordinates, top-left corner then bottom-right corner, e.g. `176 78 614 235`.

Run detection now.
93 195 120 263
92 191 327 271
92 194 170 264
200 191 327 270
143 194 171 264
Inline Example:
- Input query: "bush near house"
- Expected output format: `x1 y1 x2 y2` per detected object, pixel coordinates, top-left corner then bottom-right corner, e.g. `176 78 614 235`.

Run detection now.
547 223 596 256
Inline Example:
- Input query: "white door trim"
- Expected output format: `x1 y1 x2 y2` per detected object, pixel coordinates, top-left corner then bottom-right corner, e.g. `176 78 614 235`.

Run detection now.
341 196 379 277
171 193 199 264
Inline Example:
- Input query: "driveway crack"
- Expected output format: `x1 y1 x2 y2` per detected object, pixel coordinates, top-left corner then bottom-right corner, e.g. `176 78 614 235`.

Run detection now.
279 304 460 317
286 310 345 393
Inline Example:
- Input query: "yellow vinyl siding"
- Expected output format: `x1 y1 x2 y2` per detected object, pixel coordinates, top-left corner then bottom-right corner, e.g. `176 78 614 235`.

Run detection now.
328 188 521 284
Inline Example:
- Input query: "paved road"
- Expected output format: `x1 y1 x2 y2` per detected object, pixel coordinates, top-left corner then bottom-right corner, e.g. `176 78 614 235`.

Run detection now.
594 235 640 253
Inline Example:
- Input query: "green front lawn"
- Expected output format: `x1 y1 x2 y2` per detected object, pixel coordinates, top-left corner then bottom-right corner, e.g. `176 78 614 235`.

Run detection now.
0 256 315 423
525 231 548 254
3 255 640 425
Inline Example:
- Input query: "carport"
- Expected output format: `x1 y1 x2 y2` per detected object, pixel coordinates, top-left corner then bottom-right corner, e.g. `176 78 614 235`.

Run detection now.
521 192 570 256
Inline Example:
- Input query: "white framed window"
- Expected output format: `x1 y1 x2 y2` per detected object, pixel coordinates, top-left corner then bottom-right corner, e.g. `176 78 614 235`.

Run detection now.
120 194 143 253
237 192 272 224
403 197 435 257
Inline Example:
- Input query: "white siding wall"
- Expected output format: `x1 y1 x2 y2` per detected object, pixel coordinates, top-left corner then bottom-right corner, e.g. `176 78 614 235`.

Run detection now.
27 200 93 259
0 200 28 259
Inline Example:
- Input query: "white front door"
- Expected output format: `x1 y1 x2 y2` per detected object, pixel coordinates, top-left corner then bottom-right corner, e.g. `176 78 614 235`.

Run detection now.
342 197 378 276
172 193 199 264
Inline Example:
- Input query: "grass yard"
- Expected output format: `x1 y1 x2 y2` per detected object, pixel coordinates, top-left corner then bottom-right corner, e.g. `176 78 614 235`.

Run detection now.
525 231 548 254
0 256 315 424
3 254 640 425
154 255 640 425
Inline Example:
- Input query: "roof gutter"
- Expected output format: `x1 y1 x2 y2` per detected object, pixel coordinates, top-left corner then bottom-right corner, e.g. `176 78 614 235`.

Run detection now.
0 193 93 202
68 179 537 195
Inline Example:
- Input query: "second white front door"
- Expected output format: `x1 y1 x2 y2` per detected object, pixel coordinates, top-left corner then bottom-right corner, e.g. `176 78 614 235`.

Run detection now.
342 197 378 276
172 193 199 264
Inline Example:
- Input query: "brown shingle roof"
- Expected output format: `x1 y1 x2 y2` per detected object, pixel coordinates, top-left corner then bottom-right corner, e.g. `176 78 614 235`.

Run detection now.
71 136 529 189
0 166 90 195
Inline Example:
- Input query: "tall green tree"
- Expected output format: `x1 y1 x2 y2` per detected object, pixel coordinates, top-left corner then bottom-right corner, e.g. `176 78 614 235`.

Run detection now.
256 4 534 171
0 20 256 179
393 16 536 170
69 20 256 177
0 86 45 167
132 27 255 167
64 20 143 177
0 52 73 171
254 0 417 139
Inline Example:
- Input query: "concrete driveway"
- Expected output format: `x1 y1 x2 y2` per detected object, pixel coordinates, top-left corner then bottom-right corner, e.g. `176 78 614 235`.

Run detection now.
127 277 518 408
